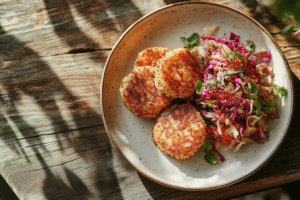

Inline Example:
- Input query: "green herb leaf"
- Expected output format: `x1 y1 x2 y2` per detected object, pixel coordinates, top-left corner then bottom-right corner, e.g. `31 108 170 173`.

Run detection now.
181 33 199 50
205 107 214 112
206 76 217 85
273 92 279 100
255 113 262 117
225 69 243 76
277 86 288 97
269 101 277 108
205 142 213 151
253 99 262 110
204 153 218 165
229 51 236 62
184 43 197 50
249 84 259 96
246 40 255 52
247 82 251 90
204 119 217 127
266 97 270 103
203 57 210 64
239 72 246 80
195 80 203 94
180 37 187 42
187 33 199 43
281 24 294 35
263 107 272 113
235 52 245 62
244 138 254 142
200 100 216 107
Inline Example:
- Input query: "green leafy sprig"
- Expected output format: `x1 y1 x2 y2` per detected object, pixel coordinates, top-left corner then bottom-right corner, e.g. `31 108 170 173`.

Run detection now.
228 51 245 62
181 33 200 50
204 142 217 165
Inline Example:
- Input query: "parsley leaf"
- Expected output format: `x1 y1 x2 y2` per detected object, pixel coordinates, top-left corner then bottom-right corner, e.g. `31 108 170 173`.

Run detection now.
187 33 199 43
263 107 272 113
205 142 213 152
269 101 277 108
225 69 244 75
181 33 199 50
255 113 262 117
246 40 255 52
204 119 217 127
204 153 218 165
244 138 254 142
228 51 245 62
239 72 246 80
229 51 235 62
203 56 210 64
277 86 288 97
253 99 262 110
249 84 259 96
200 100 216 107
195 80 203 94
180 37 187 42
204 142 217 165
206 76 217 85
235 52 245 62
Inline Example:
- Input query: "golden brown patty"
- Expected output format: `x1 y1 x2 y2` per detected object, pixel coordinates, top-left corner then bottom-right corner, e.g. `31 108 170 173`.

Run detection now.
120 66 172 119
152 103 207 160
154 48 204 99
133 47 171 70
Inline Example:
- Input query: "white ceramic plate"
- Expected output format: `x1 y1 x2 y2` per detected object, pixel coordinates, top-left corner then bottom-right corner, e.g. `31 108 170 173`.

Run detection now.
100 2 294 190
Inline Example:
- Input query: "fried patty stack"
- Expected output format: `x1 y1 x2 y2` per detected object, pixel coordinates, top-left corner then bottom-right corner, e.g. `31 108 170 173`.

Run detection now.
120 46 207 160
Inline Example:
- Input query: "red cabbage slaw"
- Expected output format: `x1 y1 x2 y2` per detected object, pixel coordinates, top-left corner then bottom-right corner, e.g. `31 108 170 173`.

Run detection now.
195 32 287 162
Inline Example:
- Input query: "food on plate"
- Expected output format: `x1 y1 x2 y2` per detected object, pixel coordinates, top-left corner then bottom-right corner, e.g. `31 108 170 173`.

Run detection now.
194 31 288 160
152 103 207 160
119 29 288 164
133 47 171 70
119 66 172 119
154 48 205 99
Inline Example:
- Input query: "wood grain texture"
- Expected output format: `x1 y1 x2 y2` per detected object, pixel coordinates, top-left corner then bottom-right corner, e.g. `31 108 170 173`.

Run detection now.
0 0 300 199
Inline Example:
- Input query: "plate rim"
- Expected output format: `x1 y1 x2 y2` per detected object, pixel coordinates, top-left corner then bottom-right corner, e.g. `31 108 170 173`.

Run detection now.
100 1 295 191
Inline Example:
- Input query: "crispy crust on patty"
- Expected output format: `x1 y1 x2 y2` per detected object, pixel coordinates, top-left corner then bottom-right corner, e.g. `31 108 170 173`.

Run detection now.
152 103 207 160
133 47 171 70
120 66 172 119
154 48 204 99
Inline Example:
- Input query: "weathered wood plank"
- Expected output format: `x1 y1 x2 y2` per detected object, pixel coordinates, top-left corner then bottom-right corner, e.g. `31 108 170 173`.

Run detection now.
0 0 145 57
1 94 299 200
0 125 133 200
0 0 300 200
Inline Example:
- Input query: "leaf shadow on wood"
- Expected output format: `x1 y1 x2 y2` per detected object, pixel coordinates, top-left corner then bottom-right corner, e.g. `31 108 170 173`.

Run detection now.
241 0 258 13
0 24 124 199
67 0 144 36
43 0 106 62
42 165 92 199
138 173 186 199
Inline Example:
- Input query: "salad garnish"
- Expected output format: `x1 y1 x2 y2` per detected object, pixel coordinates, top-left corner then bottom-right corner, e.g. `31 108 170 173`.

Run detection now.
190 31 288 164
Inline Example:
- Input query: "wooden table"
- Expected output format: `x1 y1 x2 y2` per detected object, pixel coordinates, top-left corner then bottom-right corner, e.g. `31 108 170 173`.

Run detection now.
0 0 299 199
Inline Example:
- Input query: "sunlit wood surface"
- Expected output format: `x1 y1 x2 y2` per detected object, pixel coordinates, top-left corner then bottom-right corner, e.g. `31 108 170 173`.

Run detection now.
0 0 299 199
